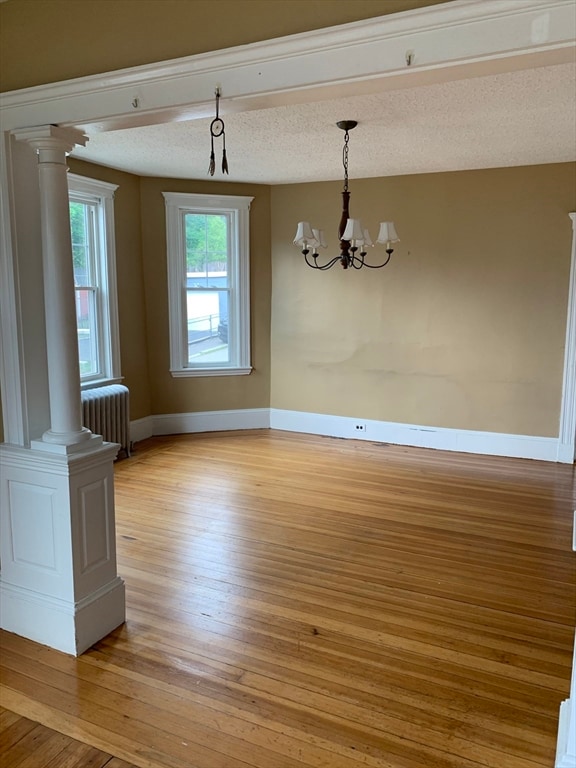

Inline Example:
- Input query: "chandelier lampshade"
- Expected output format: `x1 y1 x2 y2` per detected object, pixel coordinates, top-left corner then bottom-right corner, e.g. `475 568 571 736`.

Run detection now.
293 221 315 246
376 221 400 248
341 218 365 243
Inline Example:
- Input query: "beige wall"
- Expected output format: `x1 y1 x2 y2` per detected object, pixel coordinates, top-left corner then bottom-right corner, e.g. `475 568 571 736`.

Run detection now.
0 0 452 91
68 158 152 421
271 163 575 437
1 156 573 440
140 177 271 415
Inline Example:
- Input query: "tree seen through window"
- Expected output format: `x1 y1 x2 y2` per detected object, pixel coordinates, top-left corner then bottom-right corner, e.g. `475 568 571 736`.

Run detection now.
185 213 227 276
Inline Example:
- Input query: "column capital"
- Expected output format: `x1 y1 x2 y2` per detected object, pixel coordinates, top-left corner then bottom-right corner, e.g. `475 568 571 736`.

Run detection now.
12 125 87 157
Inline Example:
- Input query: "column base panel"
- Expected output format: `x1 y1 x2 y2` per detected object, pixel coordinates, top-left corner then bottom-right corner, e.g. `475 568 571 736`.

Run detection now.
0 576 126 656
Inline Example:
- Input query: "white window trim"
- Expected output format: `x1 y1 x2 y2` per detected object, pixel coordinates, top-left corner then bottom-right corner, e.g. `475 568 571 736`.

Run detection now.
68 172 121 389
163 192 253 377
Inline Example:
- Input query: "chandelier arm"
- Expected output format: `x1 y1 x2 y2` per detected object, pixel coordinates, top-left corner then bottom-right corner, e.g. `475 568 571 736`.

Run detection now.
303 252 319 269
304 252 341 270
320 256 344 270
350 255 364 270
356 250 393 269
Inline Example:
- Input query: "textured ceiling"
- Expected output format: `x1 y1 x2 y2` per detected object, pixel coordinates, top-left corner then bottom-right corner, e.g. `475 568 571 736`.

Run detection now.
71 63 576 185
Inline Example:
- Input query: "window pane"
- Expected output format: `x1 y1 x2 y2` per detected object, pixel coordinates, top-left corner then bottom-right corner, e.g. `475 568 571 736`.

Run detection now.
164 191 252 376
69 174 120 385
186 289 229 364
185 213 228 287
70 201 92 285
76 288 99 376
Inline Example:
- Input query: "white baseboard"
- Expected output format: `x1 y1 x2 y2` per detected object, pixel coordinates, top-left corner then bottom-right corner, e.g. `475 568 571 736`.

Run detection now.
269 409 561 462
129 408 567 462
130 415 154 445
151 408 270 437
129 410 269 447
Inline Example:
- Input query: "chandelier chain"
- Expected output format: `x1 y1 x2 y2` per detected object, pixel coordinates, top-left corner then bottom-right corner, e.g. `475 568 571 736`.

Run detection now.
342 129 350 192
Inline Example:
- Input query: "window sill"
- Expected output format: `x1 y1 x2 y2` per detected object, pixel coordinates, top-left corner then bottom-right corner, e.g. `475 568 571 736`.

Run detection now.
170 366 252 378
81 377 124 390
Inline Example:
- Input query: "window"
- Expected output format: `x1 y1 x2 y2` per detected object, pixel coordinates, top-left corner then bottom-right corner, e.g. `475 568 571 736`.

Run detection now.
163 192 253 377
68 173 120 387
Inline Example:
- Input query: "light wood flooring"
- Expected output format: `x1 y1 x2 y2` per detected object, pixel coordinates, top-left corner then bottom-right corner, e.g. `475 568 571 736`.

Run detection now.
1 430 575 768
0 706 137 768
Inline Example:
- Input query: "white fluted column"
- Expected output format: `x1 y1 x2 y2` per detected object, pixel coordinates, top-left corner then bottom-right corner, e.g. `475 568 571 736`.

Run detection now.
13 126 94 448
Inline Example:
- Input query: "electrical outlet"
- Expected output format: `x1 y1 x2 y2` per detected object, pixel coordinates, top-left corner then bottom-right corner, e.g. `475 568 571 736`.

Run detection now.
354 423 366 433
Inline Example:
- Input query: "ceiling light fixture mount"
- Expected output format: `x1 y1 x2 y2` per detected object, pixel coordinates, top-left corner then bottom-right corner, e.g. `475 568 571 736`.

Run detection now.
294 120 399 270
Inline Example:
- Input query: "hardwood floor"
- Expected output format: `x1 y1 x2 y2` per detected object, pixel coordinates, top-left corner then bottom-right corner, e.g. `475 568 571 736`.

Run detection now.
1 430 574 768
0 706 138 767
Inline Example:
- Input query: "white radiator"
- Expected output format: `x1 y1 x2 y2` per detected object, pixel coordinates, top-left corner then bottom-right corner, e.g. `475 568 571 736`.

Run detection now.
81 384 131 458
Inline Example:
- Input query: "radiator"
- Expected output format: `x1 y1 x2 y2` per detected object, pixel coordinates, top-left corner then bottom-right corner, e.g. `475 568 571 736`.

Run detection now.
81 384 131 458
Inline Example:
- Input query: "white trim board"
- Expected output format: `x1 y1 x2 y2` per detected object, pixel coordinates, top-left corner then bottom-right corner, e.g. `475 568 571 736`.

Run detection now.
0 1 573 133
556 697 576 768
555 632 576 768
558 213 576 463
130 408 563 462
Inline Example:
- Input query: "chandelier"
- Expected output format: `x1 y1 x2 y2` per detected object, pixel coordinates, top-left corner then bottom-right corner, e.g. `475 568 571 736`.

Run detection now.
293 121 399 270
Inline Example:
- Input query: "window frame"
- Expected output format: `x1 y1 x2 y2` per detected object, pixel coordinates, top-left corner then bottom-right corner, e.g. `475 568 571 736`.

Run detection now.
163 192 253 377
68 173 121 389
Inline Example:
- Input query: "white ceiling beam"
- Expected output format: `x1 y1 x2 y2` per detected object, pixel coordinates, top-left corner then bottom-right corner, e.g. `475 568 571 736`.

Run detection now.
0 0 574 133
